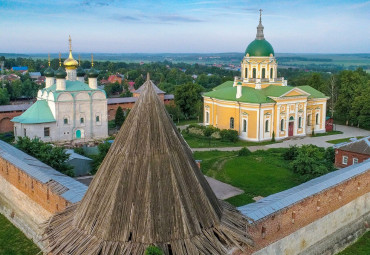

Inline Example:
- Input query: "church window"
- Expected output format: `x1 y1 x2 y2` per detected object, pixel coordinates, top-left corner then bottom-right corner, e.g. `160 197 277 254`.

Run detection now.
230 117 234 129
262 68 266 78
265 120 269 132
298 117 302 128
307 114 311 126
315 113 319 125
96 116 100 122
270 68 273 79
242 119 247 132
80 117 84 124
64 118 68 125
245 68 248 78
280 119 284 131
253 68 256 78
44 127 50 137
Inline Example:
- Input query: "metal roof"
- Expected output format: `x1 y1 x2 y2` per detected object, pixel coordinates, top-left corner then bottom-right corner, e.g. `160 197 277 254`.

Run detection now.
334 136 370 155
0 141 87 203
107 97 137 104
238 159 370 222
65 149 92 161
0 103 31 113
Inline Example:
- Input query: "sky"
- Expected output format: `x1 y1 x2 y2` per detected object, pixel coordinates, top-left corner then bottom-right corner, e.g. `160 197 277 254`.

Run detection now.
0 0 369 54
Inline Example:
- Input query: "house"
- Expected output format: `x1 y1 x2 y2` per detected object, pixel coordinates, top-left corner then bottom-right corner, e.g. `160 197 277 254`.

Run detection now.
107 74 122 84
65 149 92 176
334 136 370 168
29 72 41 80
12 66 28 74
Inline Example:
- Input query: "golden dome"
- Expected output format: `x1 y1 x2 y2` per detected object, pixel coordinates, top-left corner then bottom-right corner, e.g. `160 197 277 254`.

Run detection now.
63 35 78 70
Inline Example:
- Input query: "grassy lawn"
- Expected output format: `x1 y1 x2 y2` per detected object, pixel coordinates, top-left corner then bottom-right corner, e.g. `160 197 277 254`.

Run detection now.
337 231 370 255
313 130 343 137
193 149 303 206
327 136 365 144
0 214 40 255
174 118 200 126
183 133 279 148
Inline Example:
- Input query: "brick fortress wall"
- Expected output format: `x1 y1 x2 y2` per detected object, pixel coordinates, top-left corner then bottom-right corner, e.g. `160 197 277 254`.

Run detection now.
238 163 370 255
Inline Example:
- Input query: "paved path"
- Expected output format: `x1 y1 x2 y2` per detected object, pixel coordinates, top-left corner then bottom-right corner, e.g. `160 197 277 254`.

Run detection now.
76 175 244 200
192 125 370 152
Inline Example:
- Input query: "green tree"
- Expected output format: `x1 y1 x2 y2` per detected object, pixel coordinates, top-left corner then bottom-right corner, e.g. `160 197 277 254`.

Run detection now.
91 142 112 174
134 75 145 90
174 82 204 118
115 106 125 128
16 137 74 176
120 82 133 97
290 145 333 181
0 88 10 105
349 85 370 129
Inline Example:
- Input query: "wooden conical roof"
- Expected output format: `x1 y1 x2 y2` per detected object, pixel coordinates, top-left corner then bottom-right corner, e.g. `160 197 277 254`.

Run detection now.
44 76 253 254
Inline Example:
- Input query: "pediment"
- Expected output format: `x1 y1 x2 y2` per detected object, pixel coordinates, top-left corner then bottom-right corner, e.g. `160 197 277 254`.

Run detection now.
281 88 310 97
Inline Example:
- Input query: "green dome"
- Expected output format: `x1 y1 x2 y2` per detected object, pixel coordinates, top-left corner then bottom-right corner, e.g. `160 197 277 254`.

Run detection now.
88 68 99 78
44 66 54 77
76 66 86 77
245 39 274 57
55 66 67 79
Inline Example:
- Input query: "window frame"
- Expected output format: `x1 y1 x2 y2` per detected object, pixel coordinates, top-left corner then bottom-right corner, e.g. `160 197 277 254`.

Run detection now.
230 117 234 129
44 127 50 137
342 156 348 165
353 158 358 164
280 119 284 131
262 68 266 78
298 117 302 128
265 119 269 132
270 68 273 79
242 119 247 133
316 113 319 125
63 118 69 125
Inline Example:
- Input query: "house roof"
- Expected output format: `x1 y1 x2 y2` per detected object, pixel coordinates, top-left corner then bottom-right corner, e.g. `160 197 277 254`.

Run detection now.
335 136 370 155
0 141 87 204
65 149 92 161
11 100 56 124
12 66 28 71
0 103 31 113
204 81 327 104
44 78 253 254
238 159 370 222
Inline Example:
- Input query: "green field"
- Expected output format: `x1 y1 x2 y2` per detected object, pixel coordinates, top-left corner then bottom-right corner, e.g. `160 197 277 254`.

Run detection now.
183 133 278 148
337 231 370 255
194 149 303 206
327 136 365 144
0 214 40 255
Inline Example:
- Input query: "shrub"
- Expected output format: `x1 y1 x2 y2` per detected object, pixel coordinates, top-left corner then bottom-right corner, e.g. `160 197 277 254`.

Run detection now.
238 147 251 157
220 129 239 143
289 145 333 181
283 145 299 160
115 106 125 128
145 246 163 255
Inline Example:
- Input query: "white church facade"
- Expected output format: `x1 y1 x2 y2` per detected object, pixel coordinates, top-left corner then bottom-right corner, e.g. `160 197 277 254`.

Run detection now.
12 37 108 143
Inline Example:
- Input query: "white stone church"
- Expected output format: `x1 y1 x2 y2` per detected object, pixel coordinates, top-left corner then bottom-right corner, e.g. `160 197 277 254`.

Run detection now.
12 37 108 142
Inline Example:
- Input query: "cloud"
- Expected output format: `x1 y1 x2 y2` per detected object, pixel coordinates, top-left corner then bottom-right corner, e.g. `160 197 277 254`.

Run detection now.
81 0 111 7
112 14 142 22
157 15 204 23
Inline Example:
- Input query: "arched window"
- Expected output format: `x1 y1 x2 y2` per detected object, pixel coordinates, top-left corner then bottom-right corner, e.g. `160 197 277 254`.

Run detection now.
280 119 284 131
289 116 294 121
245 68 248 78
307 114 311 126
253 68 256 78
316 113 319 125
230 117 234 129
262 68 266 78
270 68 273 79
265 120 269 132
243 119 247 132
298 117 302 128
206 112 209 123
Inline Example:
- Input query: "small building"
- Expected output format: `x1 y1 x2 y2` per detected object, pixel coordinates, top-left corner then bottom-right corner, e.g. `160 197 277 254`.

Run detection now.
334 136 370 168
65 149 92 176
29 72 41 80
12 66 28 73
107 74 122 84
325 117 334 132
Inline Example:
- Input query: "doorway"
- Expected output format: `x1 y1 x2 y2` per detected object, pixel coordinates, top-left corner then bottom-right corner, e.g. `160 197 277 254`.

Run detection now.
76 129 81 139
289 116 294 137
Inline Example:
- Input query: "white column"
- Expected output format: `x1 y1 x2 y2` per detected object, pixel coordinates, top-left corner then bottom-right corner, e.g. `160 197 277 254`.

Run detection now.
294 103 298 136
276 105 280 139
322 102 327 131
303 102 307 135
88 78 98 89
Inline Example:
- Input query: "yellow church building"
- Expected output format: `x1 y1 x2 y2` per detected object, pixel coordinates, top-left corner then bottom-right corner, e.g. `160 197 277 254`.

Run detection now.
203 12 328 142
